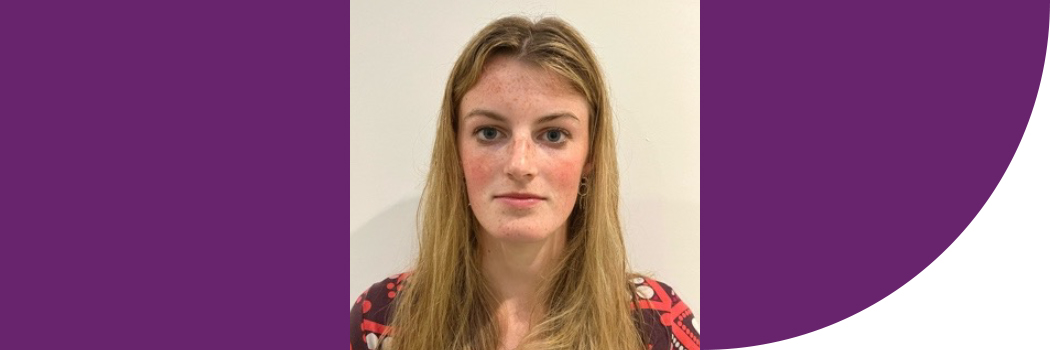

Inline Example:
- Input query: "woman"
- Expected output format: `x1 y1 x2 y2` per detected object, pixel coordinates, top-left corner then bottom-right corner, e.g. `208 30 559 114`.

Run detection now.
351 16 699 350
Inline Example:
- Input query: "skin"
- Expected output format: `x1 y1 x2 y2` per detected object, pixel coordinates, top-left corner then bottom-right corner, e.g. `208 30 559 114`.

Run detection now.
458 55 592 349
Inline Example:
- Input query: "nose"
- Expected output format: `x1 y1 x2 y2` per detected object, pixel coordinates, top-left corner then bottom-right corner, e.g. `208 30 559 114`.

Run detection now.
505 135 537 181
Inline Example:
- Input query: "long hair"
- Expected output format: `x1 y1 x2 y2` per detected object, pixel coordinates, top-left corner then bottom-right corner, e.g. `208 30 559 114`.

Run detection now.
386 16 647 350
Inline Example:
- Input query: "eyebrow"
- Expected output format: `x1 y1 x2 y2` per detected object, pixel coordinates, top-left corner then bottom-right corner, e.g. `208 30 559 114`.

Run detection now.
464 109 581 124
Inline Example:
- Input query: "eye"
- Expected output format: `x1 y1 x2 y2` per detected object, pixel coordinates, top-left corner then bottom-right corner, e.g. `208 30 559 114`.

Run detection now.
541 129 569 143
475 127 502 142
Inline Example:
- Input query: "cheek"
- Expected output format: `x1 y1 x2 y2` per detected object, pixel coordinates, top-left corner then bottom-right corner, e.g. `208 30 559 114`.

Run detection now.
548 158 584 200
461 150 495 196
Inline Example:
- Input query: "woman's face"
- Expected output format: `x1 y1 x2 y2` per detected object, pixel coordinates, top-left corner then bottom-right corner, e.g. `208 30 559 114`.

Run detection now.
458 55 591 244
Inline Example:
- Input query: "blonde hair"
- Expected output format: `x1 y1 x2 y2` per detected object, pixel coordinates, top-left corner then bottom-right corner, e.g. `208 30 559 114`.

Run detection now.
386 16 648 350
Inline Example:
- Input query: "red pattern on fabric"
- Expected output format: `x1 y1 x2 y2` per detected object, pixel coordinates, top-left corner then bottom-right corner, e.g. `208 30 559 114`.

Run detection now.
635 278 701 350
361 319 389 335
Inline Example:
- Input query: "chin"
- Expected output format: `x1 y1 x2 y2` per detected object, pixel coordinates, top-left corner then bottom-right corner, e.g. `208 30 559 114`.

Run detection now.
488 224 557 243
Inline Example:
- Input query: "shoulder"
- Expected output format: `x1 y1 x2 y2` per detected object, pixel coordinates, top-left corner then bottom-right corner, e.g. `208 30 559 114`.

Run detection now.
629 275 700 350
630 275 681 304
351 272 410 349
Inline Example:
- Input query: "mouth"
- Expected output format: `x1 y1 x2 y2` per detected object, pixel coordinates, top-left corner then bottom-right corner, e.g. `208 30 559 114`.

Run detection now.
494 192 545 209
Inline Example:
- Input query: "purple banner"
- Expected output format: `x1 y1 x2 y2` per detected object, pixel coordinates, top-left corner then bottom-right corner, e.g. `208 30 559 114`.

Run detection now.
700 1 1047 348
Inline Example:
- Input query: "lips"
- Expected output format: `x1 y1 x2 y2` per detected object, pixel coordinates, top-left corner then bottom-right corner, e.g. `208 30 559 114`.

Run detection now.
494 192 545 209
496 192 544 200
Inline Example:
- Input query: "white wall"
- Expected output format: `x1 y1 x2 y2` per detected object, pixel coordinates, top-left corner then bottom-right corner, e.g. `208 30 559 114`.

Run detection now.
350 1 700 309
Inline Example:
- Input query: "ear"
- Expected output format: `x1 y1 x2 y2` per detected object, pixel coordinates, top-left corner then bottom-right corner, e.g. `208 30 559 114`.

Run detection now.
583 161 594 177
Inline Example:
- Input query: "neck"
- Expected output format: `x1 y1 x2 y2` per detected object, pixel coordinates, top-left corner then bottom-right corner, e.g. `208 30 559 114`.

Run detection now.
478 225 567 318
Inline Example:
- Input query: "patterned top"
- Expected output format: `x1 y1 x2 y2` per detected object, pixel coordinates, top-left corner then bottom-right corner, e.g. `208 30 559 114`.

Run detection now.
351 273 700 350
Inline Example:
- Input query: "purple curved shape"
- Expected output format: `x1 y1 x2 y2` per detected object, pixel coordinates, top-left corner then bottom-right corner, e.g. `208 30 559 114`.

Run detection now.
699 1 1048 348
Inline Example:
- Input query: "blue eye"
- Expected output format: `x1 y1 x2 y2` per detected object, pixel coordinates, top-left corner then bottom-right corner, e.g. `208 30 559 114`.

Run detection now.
543 129 567 143
476 127 501 141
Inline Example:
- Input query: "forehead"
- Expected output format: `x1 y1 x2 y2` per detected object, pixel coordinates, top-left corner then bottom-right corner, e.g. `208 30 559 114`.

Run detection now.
460 55 588 119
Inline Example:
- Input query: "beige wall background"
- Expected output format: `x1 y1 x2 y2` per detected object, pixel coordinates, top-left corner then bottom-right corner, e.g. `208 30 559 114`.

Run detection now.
350 1 700 309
